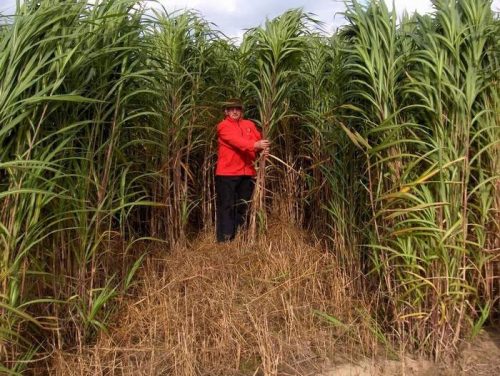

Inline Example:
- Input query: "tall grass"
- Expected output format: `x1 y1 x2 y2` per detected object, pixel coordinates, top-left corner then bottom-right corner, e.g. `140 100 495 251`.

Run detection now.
242 10 313 236
145 10 221 245
0 0 156 371
341 0 499 358
0 0 498 372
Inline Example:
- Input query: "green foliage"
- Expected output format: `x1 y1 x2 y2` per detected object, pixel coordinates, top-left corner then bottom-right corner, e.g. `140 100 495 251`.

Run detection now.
339 0 499 358
0 0 161 370
0 0 498 371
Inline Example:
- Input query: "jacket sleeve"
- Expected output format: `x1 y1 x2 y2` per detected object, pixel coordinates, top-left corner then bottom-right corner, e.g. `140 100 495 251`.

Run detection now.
218 122 256 152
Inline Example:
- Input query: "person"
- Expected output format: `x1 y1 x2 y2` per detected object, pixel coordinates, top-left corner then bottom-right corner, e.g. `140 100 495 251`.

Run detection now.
215 99 270 242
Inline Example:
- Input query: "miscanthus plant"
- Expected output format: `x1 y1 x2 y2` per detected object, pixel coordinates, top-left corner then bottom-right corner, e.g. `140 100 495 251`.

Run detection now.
242 9 313 236
0 0 498 372
0 0 157 372
144 10 222 245
341 0 499 358
0 1 228 371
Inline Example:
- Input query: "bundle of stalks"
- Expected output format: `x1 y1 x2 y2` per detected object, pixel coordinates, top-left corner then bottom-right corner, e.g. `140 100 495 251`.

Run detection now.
49 221 379 376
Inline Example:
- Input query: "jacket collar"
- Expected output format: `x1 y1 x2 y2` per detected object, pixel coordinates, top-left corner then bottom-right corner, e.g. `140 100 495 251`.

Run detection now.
226 116 242 124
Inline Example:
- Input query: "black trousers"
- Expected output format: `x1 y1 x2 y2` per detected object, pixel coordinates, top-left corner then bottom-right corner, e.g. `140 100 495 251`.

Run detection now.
215 175 255 242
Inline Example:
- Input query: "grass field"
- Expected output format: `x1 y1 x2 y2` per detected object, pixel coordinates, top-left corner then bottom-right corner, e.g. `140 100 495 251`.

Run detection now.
0 0 498 374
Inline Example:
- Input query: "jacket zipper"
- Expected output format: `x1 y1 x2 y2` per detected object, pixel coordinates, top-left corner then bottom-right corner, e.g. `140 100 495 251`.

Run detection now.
237 120 248 175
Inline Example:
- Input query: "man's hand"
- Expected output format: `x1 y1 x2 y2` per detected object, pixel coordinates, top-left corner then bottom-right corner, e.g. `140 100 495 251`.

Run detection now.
254 139 270 151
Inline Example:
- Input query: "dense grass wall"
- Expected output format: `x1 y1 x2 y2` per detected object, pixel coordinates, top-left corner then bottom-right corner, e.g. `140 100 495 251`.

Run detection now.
0 0 498 372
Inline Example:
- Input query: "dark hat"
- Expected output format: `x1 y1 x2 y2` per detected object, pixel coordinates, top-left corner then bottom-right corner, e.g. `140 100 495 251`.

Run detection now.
223 98 244 110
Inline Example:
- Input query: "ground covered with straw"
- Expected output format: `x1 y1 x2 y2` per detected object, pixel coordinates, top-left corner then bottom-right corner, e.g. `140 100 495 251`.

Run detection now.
50 223 376 375
48 222 499 375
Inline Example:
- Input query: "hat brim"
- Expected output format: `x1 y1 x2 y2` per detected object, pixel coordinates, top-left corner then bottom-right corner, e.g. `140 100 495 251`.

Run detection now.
223 99 244 110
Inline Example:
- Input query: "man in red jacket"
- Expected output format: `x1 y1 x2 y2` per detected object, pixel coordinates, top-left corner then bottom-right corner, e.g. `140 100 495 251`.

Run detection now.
215 99 270 242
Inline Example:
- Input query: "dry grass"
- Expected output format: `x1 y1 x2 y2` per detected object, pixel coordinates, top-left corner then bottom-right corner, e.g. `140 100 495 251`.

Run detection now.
48 221 379 375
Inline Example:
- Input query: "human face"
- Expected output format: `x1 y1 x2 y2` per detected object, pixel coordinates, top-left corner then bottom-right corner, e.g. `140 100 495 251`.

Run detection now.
225 107 242 121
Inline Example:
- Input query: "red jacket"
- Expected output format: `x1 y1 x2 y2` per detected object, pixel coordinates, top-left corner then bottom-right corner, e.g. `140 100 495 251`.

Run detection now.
216 117 262 176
